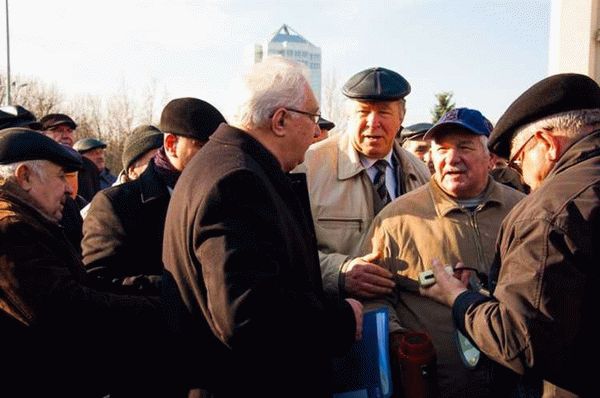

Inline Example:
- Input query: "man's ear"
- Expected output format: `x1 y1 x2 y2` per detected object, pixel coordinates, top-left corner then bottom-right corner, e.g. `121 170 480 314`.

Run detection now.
271 108 286 137
536 130 561 161
14 164 34 191
164 133 178 158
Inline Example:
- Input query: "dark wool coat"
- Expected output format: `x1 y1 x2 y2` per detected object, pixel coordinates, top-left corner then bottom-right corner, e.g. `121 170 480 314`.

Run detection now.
0 181 169 397
162 124 356 397
82 159 170 295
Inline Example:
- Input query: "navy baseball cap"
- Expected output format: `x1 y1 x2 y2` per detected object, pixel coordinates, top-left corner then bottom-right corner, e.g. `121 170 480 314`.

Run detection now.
424 108 493 140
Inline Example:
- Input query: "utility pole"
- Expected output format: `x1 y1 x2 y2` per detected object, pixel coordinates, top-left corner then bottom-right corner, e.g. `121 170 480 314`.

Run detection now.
5 0 11 105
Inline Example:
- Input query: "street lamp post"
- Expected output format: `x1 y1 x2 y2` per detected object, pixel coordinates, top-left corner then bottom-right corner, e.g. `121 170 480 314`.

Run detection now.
5 0 11 106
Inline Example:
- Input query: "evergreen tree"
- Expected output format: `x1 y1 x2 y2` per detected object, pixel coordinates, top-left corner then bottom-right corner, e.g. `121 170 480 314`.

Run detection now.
431 91 455 123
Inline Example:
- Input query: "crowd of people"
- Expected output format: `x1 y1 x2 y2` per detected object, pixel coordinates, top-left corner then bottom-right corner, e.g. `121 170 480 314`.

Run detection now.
0 57 596 398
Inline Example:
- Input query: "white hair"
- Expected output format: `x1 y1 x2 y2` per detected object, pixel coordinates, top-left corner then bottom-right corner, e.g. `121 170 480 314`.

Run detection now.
0 159 49 182
512 108 600 151
230 57 312 130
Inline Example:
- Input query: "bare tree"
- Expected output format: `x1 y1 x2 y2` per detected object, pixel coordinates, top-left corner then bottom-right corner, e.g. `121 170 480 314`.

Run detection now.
0 74 64 118
321 69 346 134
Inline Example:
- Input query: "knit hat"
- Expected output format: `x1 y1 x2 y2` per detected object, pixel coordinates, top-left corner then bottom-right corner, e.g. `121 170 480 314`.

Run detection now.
122 125 163 170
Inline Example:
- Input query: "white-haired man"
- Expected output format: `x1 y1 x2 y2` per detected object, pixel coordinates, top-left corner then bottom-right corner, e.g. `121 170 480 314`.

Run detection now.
422 73 600 397
162 57 362 397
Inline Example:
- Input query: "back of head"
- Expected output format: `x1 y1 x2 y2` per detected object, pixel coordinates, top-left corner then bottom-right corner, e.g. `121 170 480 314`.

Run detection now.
159 98 225 142
230 57 311 130
0 105 41 130
122 125 163 170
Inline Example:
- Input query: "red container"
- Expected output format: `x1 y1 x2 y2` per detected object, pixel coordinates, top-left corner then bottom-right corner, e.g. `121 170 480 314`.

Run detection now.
397 332 438 398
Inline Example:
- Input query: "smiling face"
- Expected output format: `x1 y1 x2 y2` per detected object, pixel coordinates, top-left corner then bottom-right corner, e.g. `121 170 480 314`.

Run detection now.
431 130 492 199
349 100 405 159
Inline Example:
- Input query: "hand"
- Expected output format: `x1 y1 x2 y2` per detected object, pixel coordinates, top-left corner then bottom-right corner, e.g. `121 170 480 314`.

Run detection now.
419 259 469 307
343 252 395 298
345 298 363 341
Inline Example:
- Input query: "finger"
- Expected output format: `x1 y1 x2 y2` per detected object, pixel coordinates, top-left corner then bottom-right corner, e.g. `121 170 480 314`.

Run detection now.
362 272 395 288
362 262 394 279
361 250 382 263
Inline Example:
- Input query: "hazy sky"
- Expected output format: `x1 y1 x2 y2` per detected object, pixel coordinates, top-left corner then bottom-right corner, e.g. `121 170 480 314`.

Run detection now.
2 0 550 125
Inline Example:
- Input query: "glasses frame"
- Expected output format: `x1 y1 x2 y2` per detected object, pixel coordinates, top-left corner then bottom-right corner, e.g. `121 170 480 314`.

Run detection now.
284 107 321 124
507 133 536 175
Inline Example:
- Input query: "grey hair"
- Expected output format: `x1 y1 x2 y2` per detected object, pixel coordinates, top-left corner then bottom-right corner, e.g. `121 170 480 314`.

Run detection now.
0 159 49 182
512 108 600 151
478 135 490 155
230 57 311 130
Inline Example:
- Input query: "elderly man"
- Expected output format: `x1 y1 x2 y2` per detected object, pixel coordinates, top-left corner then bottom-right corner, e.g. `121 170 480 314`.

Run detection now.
74 137 117 188
162 57 362 397
0 128 168 396
421 73 600 397
117 124 163 184
362 108 524 397
300 67 430 298
40 113 101 201
399 122 434 173
82 98 225 295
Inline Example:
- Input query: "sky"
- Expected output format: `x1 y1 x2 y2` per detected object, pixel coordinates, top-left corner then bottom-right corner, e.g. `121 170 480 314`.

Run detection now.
1 0 551 126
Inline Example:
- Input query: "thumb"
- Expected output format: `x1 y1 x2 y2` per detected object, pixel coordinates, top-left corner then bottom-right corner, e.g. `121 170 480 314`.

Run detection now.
361 250 382 263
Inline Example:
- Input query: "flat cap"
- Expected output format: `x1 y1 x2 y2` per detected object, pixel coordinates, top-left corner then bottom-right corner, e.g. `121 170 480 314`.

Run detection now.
489 73 600 158
342 67 411 101
400 122 433 141
40 113 77 130
318 116 335 131
122 125 163 170
425 108 492 140
0 128 83 172
0 105 42 130
74 137 107 153
159 97 225 141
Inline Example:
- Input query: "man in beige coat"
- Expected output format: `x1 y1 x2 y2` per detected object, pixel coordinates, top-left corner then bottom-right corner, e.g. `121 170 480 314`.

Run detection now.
300 67 430 298
362 108 525 397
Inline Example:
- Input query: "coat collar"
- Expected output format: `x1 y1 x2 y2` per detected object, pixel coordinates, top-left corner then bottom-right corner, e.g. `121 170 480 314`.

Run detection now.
336 132 423 182
429 176 504 217
0 180 61 226
138 159 171 204
550 128 600 177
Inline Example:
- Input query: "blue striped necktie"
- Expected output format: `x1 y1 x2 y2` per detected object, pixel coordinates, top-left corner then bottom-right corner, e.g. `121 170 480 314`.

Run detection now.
373 160 391 206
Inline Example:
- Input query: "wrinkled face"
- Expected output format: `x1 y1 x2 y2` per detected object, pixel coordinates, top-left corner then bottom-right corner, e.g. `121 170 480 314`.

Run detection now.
349 100 405 159
45 124 75 147
402 139 431 162
28 162 73 222
83 148 105 171
283 83 321 170
431 130 492 199
509 133 553 191
174 136 204 171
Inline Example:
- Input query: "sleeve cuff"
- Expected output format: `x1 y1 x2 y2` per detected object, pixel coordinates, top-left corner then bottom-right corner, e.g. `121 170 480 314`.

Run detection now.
452 290 492 335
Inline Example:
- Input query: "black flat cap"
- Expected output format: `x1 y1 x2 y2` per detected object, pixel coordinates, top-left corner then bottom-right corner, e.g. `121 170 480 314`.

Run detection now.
318 117 335 131
489 73 600 158
0 105 42 130
0 128 83 172
122 125 163 170
342 67 411 101
159 97 225 141
74 138 107 153
40 113 77 130
400 122 433 141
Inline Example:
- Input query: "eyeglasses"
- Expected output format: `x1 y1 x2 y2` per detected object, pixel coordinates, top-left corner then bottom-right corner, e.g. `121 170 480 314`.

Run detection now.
284 108 321 124
507 134 536 175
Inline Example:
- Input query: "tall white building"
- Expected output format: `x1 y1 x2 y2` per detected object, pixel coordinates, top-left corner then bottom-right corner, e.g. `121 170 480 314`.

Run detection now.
254 24 322 101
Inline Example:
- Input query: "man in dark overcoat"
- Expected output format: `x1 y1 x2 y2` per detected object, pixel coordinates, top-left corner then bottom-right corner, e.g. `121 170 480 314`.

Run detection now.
0 128 167 397
162 57 363 397
81 98 225 295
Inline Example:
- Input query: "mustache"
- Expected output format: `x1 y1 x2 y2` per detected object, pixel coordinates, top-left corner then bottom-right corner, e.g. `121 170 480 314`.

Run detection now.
444 166 468 174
